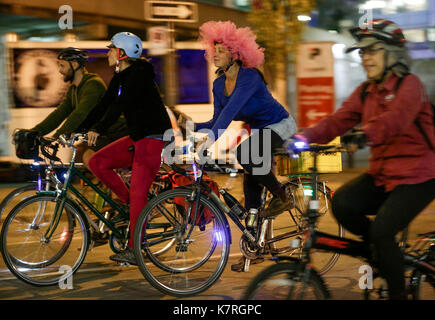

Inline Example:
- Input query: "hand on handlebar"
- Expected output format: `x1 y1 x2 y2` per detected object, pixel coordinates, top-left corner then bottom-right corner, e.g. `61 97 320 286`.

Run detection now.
176 112 193 130
195 136 208 153
341 130 367 152
284 134 310 154
87 131 100 147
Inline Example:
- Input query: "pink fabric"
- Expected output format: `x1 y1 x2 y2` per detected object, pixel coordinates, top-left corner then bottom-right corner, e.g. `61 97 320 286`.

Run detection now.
89 136 164 248
199 20 264 68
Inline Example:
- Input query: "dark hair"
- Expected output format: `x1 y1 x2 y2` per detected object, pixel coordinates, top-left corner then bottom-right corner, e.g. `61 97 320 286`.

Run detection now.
216 60 267 85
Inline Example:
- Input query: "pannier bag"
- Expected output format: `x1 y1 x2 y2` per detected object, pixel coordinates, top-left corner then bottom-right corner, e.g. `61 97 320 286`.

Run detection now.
13 129 40 159
167 170 219 229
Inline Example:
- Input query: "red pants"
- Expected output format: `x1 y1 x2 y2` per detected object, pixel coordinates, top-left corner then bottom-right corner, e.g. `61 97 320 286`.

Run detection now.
89 136 164 248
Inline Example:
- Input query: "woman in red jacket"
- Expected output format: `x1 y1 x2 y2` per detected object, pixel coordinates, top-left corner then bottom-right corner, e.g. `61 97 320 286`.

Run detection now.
296 19 435 299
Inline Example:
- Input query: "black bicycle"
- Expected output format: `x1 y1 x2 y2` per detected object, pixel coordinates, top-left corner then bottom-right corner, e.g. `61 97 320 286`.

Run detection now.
243 142 435 300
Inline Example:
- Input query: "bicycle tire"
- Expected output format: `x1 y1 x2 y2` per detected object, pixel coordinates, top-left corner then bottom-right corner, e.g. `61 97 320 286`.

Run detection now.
267 178 344 275
243 262 329 300
133 187 230 297
0 194 89 286
408 263 435 300
0 183 41 223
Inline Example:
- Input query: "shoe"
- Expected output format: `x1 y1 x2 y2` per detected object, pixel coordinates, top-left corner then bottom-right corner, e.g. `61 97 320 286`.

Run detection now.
230 256 264 272
260 196 293 218
110 247 137 265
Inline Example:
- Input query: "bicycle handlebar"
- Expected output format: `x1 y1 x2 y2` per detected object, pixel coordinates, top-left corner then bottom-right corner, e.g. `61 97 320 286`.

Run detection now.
40 138 60 162
39 133 88 163
284 139 349 156
164 142 244 177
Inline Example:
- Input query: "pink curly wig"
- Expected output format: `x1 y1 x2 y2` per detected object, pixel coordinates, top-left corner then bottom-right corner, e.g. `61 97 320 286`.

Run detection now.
199 20 265 68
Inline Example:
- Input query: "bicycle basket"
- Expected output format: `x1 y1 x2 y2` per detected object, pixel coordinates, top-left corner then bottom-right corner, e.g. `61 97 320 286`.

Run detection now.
13 129 40 159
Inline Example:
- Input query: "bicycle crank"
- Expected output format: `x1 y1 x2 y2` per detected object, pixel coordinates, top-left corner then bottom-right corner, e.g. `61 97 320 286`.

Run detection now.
240 236 261 260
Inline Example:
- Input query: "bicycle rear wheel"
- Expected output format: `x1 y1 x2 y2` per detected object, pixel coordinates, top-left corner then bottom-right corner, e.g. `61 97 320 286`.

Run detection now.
0 194 89 286
133 187 230 297
243 262 329 300
267 178 344 275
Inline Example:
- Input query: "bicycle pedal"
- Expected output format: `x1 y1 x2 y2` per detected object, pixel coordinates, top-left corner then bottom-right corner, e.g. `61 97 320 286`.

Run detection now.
243 259 250 272
119 262 131 267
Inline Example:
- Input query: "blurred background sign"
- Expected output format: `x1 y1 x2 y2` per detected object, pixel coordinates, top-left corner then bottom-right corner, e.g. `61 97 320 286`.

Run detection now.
147 26 169 56
144 0 198 23
296 42 335 128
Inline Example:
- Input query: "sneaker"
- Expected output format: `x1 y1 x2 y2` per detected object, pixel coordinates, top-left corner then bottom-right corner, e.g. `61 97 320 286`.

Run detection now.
260 196 293 218
230 256 264 272
110 247 137 265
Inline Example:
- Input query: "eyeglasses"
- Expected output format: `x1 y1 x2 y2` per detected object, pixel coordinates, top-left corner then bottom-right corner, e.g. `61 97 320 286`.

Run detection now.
358 47 385 57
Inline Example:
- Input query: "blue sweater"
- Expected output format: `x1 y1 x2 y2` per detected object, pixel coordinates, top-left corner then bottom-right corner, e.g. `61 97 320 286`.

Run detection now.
195 67 289 140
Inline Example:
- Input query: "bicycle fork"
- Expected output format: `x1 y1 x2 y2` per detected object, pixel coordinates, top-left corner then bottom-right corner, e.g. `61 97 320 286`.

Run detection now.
42 196 67 243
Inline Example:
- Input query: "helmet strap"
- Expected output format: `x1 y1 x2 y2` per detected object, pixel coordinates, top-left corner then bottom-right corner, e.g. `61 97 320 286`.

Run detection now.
115 48 128 73
66 61 76 82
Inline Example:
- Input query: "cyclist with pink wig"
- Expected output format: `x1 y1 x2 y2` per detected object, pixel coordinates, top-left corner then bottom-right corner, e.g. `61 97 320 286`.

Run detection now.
190 21 297 271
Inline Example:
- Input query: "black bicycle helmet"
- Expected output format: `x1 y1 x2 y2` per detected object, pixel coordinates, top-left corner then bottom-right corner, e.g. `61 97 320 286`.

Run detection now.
57 47 88 66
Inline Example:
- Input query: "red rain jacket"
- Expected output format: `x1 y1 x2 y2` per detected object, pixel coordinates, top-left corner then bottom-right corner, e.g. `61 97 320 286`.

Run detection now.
303 74 435 192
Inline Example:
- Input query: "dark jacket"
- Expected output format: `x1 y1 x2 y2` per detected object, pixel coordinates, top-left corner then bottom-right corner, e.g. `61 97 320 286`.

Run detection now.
32 70 109 138
91 59 172 141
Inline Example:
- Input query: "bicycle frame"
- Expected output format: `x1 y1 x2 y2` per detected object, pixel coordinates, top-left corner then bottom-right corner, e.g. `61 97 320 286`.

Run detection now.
170 149 337 253
39 166 128 241
37 137 130 243
281 143 435 298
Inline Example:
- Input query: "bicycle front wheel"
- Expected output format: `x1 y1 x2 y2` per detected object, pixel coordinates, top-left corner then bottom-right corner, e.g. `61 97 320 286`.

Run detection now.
267 179 344 275
243 262 329 300
133 187 230 297
0 194 89 286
